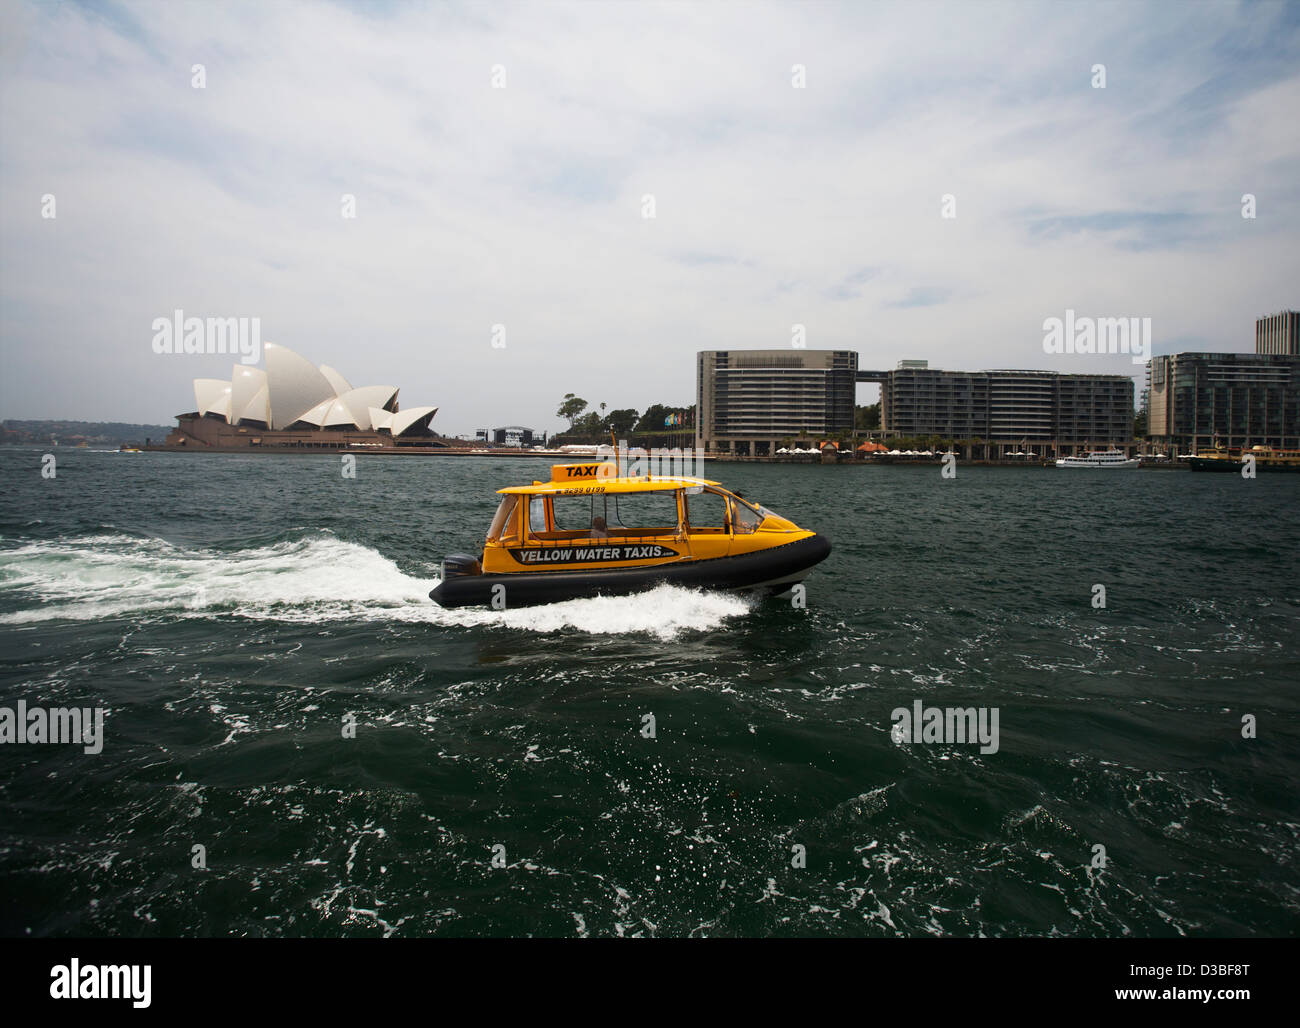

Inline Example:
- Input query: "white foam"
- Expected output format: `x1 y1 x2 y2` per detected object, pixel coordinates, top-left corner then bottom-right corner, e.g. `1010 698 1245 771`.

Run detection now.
0 532 428 625
495 582 754 639
0 533 751 637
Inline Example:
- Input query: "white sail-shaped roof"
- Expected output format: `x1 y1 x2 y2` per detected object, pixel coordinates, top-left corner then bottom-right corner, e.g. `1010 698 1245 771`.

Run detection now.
194 379 231 417
389 405 439 436
319 365 353 397
188 346 435 438
230 366 270 425
240 383 270 425
296 398 335 427
206 393 232 420
299 387 400 430
318 398 358 428
264 342 336 429
335 386 398 430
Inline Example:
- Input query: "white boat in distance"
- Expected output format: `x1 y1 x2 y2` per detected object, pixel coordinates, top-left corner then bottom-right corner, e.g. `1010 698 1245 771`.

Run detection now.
1055 449 1139 469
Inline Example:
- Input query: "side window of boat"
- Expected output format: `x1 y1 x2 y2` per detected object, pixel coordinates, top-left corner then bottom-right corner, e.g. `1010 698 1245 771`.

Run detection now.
528 495 548 537
688 489 730 533
611 491 679 533
552 494 598 531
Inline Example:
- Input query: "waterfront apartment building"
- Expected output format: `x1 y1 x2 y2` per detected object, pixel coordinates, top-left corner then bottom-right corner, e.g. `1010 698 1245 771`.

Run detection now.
880 362 1134 456
1256 311 1300 355
1145 352 1300 453
696 350 857 455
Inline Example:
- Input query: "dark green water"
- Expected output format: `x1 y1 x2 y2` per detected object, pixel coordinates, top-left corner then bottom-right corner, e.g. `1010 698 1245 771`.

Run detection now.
1 449 1296 937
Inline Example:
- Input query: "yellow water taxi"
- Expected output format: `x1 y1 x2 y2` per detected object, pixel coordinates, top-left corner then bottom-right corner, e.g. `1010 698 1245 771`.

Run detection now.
430 461 831 608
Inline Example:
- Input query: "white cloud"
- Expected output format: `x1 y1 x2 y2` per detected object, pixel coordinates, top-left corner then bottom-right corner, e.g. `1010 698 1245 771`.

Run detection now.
2 0 1297 432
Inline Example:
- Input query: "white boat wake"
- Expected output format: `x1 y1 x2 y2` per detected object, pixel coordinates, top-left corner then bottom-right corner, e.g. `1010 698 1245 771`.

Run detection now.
0 533 753 638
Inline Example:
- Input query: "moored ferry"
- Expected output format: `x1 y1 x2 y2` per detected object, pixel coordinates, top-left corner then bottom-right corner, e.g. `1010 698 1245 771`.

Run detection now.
1186 445 1300 473
1055 449 1138 469
430 461 831 608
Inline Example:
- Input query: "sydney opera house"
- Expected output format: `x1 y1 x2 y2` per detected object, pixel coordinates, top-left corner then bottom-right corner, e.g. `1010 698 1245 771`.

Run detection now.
157 343 441 451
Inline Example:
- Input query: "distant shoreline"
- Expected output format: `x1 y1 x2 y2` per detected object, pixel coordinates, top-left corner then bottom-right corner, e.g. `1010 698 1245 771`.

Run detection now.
118 446 1191 469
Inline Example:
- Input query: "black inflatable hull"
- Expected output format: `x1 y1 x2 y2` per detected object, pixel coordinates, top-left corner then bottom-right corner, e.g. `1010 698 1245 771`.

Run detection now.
430 534 832 609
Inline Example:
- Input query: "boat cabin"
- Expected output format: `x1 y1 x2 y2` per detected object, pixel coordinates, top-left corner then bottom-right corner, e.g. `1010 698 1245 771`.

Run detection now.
478 462 799 573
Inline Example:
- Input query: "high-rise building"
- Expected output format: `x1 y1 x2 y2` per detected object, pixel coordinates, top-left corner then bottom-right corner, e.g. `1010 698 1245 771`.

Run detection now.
881 364 1133 454
1256 311 1300 355
1145 352 1300 452
696 350 857 455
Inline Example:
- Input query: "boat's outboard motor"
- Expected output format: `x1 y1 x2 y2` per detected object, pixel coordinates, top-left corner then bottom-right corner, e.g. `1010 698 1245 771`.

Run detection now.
441 553 482 579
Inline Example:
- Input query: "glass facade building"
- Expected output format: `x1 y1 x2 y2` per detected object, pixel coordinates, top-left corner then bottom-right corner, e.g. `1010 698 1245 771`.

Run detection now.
882 364 1133 453
696 350 857 455
1145 352 1300 452
1255 311 1300 356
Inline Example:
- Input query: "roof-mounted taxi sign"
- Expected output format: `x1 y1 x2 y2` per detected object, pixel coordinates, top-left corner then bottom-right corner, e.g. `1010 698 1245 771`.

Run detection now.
550 462 617 482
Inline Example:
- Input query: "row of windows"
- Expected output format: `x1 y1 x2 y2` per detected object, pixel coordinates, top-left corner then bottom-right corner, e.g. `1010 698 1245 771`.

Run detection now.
487 489 766 542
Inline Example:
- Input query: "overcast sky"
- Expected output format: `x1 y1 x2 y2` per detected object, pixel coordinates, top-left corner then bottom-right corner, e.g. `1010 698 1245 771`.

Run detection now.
2 0 1297 435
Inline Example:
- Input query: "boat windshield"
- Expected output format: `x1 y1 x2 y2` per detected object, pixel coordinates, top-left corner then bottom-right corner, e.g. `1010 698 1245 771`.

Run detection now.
731 498 763 534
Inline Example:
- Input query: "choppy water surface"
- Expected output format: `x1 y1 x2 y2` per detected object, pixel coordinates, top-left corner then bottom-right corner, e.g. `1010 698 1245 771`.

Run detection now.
1 449 1296 937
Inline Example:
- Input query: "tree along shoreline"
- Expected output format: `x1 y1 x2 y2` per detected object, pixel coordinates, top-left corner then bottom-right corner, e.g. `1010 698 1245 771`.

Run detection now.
2 420 173 447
